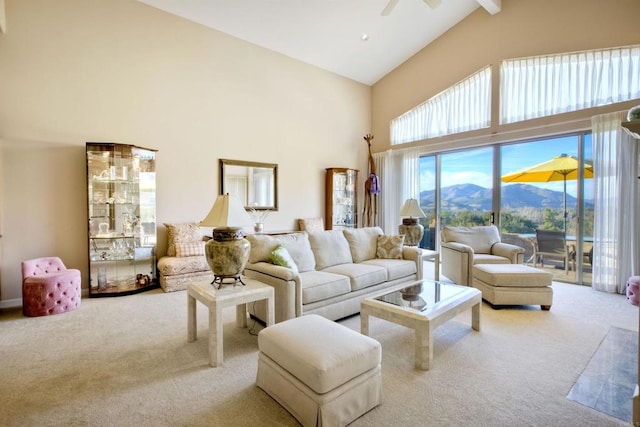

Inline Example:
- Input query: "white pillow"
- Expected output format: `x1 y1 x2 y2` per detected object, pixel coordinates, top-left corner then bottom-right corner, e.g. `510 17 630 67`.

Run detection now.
343 227 384 263
308 230 353 270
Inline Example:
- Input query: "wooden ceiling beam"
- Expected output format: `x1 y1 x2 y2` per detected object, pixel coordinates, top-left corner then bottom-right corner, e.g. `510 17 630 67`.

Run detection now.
476 0 501 15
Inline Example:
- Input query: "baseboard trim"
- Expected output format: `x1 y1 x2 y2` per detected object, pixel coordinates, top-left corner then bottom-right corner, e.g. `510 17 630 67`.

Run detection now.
0 298 22 309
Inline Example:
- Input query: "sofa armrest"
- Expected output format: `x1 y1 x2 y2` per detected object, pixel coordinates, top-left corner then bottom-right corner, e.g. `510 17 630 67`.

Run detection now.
440 241 474 285
491 242 525 264
243 262 300 323
401 246 422 279
401 246 420 261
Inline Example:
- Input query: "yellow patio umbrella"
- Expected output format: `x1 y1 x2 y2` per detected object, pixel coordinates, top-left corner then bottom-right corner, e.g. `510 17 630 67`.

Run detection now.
501 153 594 235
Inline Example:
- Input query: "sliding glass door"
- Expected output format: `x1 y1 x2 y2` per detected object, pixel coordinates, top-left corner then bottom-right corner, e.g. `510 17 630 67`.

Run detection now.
418 155 437 250
418 132 593 285
439 147 494 228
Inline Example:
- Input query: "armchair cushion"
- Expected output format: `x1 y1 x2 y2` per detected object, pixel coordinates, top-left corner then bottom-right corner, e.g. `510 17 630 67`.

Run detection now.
174 241 205 257
441 225 501 254
164 222 203 257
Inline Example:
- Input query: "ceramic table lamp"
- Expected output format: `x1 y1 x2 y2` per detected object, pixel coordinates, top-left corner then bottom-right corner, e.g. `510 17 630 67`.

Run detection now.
201 194 254 288
398 198 426 246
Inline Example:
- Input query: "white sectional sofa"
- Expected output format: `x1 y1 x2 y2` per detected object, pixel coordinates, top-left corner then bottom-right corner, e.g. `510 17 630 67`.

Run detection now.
243 226 421 323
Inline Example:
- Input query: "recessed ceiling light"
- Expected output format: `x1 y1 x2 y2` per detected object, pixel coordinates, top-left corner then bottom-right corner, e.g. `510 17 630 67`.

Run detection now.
361 34 369 41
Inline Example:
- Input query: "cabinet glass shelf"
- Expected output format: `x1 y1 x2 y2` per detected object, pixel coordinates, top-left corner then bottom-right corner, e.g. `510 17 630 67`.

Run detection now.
325 168 358 230
86 142 158 297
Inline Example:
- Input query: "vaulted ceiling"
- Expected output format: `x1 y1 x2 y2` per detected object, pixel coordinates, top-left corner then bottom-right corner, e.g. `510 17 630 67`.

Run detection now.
138 0 501 85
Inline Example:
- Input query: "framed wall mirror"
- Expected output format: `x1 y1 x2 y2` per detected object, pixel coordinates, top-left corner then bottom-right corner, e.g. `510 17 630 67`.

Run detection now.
219 159 278 210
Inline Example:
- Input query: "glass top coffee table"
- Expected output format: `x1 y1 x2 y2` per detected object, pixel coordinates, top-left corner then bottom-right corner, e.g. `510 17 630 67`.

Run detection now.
360 280 481 371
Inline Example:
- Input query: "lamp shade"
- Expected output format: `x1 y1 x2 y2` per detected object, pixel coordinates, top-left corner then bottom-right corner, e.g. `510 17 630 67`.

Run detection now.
201 194 253 228
399 199 426 218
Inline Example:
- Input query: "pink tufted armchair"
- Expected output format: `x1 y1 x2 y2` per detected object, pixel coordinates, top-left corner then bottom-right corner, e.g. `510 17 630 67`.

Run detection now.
21 257 81 317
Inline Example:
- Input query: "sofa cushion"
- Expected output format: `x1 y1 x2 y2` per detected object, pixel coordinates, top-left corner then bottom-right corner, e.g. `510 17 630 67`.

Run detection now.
164 222 203 257
362 258 416 281
322 263 387 291
246 233 316 272
376 235 404 259
271 245 299 274
473 254 512 265
299 270 351 304
441 225 501 254
343 227 384 263
247 234 278 263
308 230 353 270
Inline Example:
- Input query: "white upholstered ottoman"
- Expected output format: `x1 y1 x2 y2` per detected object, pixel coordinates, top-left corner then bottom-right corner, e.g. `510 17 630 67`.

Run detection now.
257 314 382 426
472 264 553 310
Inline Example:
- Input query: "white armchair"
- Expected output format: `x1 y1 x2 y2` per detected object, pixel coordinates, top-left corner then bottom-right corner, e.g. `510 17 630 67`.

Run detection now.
440 225 525 285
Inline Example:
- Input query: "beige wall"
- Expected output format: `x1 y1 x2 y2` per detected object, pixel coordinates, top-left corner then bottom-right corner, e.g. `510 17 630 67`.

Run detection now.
372 0 640 153
0 0 371 302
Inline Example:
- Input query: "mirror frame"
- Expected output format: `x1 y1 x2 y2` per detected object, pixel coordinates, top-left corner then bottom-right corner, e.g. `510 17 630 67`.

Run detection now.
219 159 278 210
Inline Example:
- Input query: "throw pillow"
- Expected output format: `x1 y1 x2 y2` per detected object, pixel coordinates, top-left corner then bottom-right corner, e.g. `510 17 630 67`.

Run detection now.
174 241 206 257
376 235 405 259
308 230 353 270
343 227 384 263
270 244 299 274
164 222 203 257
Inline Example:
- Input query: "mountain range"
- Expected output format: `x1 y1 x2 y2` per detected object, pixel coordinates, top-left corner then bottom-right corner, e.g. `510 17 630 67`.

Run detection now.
420 183 594 211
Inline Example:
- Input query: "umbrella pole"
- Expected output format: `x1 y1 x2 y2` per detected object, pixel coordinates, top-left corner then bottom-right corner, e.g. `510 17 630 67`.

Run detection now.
563 176 567 236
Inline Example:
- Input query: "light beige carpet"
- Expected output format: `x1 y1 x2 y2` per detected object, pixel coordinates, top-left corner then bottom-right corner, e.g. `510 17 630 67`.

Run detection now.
0 279 637 426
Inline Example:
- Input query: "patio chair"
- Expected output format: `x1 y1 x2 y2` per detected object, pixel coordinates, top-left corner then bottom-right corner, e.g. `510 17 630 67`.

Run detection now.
533 229 574 274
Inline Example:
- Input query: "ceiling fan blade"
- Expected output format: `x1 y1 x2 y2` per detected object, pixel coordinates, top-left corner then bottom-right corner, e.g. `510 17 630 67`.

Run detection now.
422 0 442 8
381 0 400 16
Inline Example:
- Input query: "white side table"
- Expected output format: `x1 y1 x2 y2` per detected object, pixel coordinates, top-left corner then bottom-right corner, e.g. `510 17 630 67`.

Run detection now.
187 277 274 367
418 248 440 281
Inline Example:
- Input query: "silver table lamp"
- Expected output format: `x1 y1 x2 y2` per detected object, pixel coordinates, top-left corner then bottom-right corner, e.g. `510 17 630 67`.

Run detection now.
200 194 254 288
398 198 427 246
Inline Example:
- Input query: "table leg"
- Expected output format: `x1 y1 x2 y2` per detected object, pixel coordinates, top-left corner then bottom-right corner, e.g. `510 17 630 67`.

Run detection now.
265 296 275 326
236 303 247 328
434 254 440 281
416 325 432 371
209 301 223 367
361 309 370 335
187 293 196 342
471 301 481 331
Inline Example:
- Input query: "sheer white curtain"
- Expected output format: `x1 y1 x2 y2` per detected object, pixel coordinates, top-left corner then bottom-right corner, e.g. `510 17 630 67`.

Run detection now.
373 148 420 235
373 151 393 234
591 111 640 293
501 46 640 124
390 66 491 145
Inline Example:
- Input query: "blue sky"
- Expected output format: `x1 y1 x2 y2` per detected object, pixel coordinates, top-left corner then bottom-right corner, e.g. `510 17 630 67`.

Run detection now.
420 134 593 200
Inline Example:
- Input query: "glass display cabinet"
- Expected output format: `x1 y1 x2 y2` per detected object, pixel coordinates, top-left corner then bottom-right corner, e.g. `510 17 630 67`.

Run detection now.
325 168 358 230
86 142 158 297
